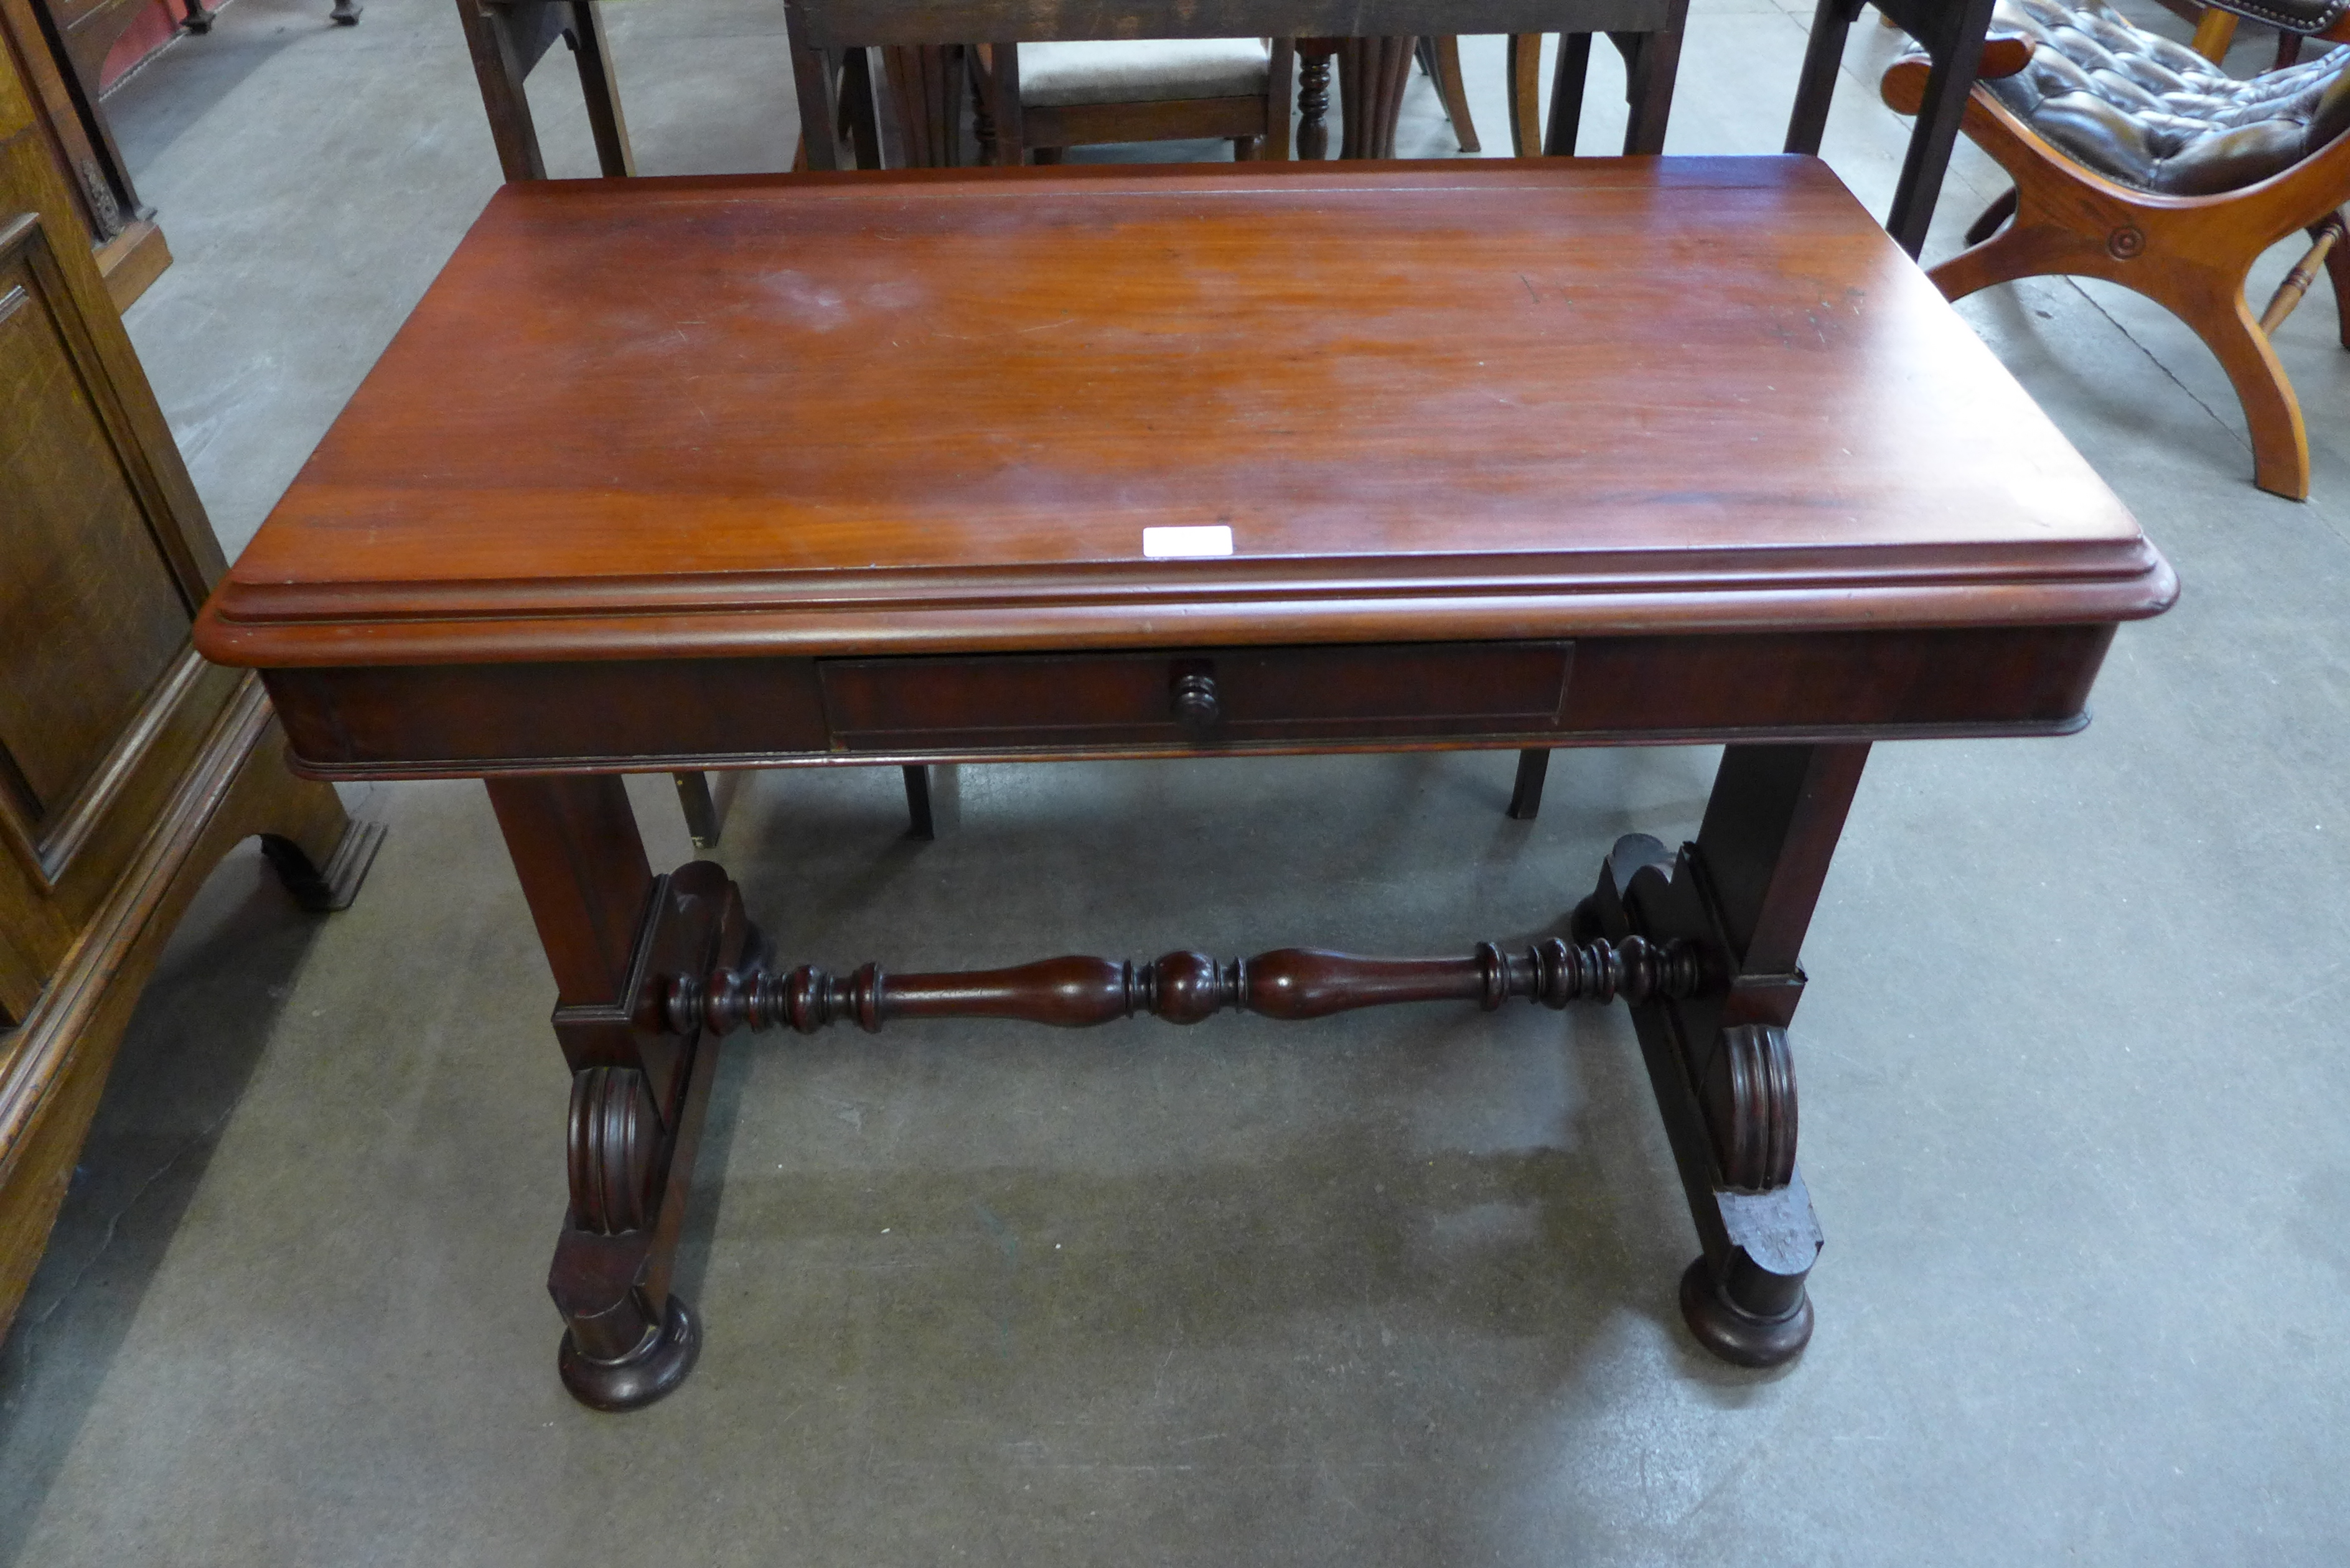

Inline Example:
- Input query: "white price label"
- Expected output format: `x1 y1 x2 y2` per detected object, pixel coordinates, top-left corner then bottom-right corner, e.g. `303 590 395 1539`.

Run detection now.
1142 525 1234 559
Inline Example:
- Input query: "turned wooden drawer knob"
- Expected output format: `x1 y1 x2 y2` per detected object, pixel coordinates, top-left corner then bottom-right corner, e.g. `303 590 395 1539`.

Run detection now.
1171 671 1220 733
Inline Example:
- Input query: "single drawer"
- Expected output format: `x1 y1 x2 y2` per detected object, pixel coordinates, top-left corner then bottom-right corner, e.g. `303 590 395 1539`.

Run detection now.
820 642 1573 751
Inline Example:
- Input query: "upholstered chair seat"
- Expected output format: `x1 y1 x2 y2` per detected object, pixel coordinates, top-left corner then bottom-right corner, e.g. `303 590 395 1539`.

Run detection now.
988 37 1294 162
1014 39 1273 106
1881 0 2350 498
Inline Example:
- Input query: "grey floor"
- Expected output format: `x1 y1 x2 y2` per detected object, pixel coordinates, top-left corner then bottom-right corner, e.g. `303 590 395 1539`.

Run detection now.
4 0 2347 1561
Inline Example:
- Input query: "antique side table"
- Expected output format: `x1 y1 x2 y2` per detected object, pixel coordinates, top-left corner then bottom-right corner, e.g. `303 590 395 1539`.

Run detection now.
195 159 2174 1410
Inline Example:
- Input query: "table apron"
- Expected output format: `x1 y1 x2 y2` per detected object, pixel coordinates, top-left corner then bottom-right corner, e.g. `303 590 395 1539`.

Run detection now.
258 624 2117 779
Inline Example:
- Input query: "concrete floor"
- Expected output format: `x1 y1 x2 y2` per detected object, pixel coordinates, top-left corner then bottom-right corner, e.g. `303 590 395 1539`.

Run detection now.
4 0 2348 1561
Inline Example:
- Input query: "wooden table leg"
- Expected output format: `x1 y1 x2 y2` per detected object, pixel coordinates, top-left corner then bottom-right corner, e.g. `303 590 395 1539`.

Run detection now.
1573 742 1868 1366
487 775 747 1410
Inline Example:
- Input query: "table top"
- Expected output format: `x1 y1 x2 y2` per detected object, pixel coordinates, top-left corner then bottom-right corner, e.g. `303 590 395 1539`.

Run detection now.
195 158 2173 671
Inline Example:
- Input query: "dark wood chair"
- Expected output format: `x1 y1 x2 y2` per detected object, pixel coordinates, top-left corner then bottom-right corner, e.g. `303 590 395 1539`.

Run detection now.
1787 0 2001 257
1502 9 1690 157
790 0 1689 172
831 40 1297 167
987 39 1298 163
1799 0 2311 256
452 0 633 182
1301 12 1688 164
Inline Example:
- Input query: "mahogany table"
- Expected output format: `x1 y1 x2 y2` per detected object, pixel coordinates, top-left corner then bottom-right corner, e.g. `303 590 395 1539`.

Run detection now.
195 157 2174 1411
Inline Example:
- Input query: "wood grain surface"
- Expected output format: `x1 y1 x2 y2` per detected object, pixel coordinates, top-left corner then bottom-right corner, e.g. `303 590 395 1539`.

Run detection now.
196 157 2173 669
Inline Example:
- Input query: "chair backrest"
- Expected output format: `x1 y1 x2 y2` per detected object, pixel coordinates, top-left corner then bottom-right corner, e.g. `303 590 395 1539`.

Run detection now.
782 0 1667 167
460 1 634 181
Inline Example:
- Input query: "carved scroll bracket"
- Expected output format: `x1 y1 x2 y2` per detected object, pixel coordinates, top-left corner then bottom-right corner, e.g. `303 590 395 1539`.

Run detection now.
658 935 1710 1040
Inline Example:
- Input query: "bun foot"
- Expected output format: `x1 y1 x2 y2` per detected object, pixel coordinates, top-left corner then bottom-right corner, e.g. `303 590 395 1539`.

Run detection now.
1678 1255 1812 1368
558 1294 699 1411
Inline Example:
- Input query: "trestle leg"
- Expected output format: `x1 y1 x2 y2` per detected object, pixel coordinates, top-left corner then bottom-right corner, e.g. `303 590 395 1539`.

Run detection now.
489 777 747 1410
1574 742 1866 1365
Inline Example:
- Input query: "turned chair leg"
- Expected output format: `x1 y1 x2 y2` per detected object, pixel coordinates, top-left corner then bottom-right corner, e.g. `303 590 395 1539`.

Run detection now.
2315 210 2350 349
1297 42 1335 159
2259 212 2346 335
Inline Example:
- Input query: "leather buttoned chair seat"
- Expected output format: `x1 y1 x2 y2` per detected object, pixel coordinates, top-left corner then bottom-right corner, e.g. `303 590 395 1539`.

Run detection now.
1928 0 2350 194
1881 0 2350 500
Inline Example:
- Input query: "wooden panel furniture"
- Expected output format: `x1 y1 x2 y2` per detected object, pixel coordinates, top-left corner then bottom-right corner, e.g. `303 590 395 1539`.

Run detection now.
0 0 167 306
0 27 376 1340
194 157 2173 1410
